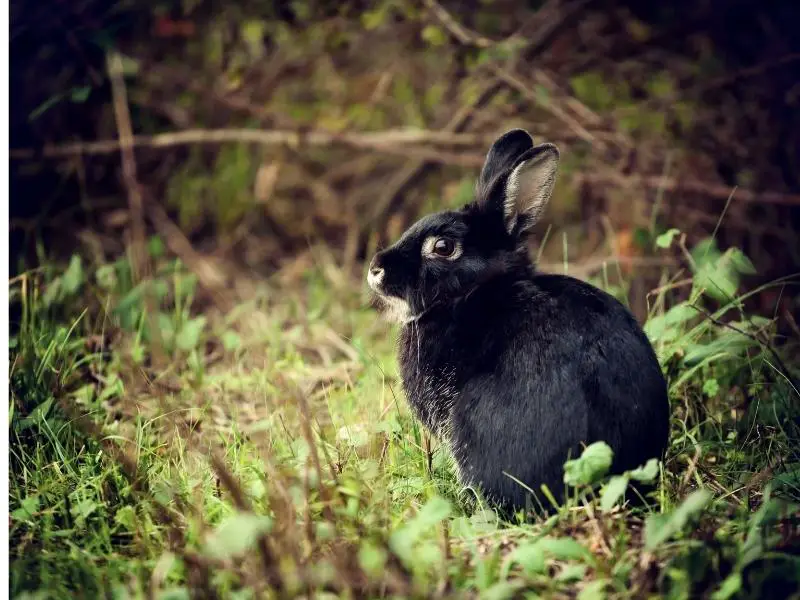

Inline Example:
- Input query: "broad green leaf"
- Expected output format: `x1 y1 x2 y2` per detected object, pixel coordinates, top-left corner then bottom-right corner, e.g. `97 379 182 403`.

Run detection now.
42 278 62 307
600 475 630 511
176 316 206 351
578 578 609 600
361 7 387 30
221 330 241 351
203 513 273 560
72 497 100 522
174 273 198 300
18 398 55 432
72 383 95 405
99 373 124 402
70 85 92 103
130 341 145 365
30 397 54 423
694 263 738 302
538 537 593 563
62 255 84 294
563 442 613 486
358 541 387 577
152 279 171 301
410 496 451 528
414 541 443 568
656 228 680 249
481 581 525 600
147 236 166 258
389 496 451 563
741 496 799 566
689 239 755 303
95 264 117 290
643 303 697 343
557 563 587 582
644 489 712 550
114 505 137 531
629 458 660 483
703 379 720 397
727 248 756 275
691 237 722 266
502 542 546 576
12 495 40 521
115 284 146 316
682 331 754 366
422 25 447 46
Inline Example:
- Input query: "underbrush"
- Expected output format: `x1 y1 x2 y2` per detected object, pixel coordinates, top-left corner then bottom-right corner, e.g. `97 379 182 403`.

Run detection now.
8 235 800 600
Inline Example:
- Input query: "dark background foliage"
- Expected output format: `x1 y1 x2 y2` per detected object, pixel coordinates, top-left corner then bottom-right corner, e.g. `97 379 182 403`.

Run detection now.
10 1 800 315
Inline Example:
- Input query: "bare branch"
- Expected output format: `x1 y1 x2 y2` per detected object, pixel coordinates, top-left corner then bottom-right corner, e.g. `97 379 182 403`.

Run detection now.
422 0 496 48
107 52 147 280
146 200 238 312
581 173 800 206
10 128 491 161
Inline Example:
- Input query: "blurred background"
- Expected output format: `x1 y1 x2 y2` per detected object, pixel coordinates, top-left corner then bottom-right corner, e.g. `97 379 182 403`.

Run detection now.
9 0 800 326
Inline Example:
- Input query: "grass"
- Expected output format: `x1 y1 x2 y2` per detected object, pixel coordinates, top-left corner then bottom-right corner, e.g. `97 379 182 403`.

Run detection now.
8 235 800 600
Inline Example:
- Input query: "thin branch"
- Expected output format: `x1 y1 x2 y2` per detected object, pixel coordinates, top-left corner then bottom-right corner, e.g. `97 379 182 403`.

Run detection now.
108 52 170 370
10 128 492 161
146 200 238 312
422 0 497 48
107 52 147 280
581 173 800 206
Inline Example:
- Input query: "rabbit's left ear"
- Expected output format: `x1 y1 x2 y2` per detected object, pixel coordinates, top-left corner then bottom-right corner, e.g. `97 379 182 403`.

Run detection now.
503 143 559 234
476 129 534 202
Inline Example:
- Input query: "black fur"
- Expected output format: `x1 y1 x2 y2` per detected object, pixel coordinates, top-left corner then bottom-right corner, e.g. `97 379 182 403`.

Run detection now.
368 129 670 514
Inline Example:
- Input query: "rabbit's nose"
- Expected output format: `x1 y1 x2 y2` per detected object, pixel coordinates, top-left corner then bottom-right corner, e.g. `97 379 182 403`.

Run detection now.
368 260 385 288
369 265 384 280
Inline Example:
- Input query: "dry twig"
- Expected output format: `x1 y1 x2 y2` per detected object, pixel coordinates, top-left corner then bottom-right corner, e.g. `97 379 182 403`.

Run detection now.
422 0 497 48
107 52 147 280
10 128 491 160
146 201 238 312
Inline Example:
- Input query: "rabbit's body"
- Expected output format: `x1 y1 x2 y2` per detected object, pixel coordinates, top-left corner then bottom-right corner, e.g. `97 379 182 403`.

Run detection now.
368 129 669 513
399 269 669 511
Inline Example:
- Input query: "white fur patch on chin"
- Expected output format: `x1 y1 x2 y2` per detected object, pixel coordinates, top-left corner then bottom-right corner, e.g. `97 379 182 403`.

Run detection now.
376 295 418 324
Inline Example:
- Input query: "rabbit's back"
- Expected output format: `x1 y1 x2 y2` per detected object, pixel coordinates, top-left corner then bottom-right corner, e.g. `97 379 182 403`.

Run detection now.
399 272 669 511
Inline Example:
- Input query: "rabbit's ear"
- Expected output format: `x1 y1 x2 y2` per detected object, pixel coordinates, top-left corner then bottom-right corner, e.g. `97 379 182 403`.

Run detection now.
503 143 559 234
476 129 534 202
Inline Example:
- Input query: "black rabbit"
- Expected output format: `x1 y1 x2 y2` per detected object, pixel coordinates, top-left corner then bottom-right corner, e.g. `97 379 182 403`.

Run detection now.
367 129 670 514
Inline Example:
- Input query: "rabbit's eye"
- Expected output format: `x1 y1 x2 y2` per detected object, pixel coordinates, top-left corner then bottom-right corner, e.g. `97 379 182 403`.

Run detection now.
422 235 462 260
433 238 456 257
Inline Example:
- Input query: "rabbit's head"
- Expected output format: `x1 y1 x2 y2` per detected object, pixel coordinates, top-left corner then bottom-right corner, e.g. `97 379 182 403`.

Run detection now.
367 129 559 323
